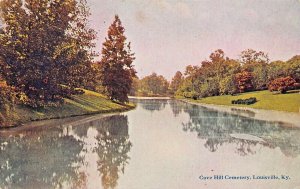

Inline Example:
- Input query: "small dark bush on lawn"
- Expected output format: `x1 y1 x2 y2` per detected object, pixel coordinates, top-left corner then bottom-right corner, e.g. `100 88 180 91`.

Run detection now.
231 97 257 105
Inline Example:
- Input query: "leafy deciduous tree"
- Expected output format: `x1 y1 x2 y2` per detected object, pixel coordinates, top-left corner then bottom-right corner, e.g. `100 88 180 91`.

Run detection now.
239 49 269 90
286 55 300 82
170 71 183 94
267 61 289 82
0 0 96 107
139 73 169 96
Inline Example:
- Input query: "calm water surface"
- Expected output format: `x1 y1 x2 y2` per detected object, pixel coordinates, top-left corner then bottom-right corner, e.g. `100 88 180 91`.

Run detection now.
1 99 300 189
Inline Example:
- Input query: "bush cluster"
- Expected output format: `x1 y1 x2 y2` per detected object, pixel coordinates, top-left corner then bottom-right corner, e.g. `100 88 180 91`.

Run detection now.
268 76 296 94
231 97 257 105
183 91 199 100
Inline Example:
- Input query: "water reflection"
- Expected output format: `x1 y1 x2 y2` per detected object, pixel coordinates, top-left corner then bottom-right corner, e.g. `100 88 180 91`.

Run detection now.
169 100 185 117
93 116 131 189
167 101 300 157
0 114 131 189
131 99 168 112
1 99 300 188
0 131 84 188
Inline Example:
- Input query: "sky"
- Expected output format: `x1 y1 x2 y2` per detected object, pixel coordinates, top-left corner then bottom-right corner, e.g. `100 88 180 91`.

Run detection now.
87 0 300 80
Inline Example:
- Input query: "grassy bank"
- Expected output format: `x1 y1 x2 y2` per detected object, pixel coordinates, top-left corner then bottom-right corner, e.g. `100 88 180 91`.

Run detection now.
181 90 300 113
2 89 135 127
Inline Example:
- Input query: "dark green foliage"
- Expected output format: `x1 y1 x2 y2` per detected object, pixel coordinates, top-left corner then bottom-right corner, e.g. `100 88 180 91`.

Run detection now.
231 97 257 105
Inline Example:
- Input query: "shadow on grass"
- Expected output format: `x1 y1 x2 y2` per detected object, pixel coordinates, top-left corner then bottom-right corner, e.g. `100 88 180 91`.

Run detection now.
271 90 300 95
286 90 300 94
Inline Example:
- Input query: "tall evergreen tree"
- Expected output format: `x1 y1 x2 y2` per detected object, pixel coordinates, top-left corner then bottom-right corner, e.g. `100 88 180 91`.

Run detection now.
0 0 96 107
99 15 136 103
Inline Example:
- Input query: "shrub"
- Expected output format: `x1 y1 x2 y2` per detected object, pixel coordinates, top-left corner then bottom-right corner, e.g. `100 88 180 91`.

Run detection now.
183 91 199 100
235 71 254 93
268 76 296 94
232 97 257 105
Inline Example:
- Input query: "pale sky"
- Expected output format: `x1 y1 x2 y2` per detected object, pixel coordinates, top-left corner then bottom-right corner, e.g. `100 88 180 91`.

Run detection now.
88 0 300 80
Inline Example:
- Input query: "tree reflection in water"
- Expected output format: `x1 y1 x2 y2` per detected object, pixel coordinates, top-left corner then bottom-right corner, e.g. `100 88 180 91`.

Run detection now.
0 114 132 189
93 115 132 189
0 127 84 188
131 99 168 112
169 100 188 117
169 100 300 157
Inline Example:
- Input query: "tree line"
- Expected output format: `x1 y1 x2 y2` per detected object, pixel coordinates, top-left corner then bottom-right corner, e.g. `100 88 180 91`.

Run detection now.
130 49 300 98
1 1 299 115
0 0 135 112
130 73 170 97
129 71 183 97
174 49 300 99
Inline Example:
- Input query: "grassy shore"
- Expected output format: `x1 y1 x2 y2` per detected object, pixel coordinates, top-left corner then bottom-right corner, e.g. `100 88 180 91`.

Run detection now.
2 89 135 127
182 90 300 113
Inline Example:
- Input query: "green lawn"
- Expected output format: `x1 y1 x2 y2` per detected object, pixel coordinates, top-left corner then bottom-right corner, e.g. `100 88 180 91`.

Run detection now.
4 89 135 127
189 90 300 113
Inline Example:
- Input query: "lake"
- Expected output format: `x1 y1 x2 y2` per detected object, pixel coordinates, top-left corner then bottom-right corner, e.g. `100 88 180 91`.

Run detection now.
0 99 300 189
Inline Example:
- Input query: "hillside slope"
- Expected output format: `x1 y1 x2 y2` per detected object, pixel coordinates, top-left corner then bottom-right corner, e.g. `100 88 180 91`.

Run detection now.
1 89 135 127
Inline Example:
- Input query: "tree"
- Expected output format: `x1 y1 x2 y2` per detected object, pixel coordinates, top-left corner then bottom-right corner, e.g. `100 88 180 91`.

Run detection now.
235 71 254 93
139 73 169 96
219 76 236 95
267 61 289 82
98 15 136 103
176 78 195 98
170 71 183 94
197 50 240 96
0 0 96 107
183 65 200 94
239 49 269 90
239 49 269 69
268 76 296 94
198 78 219 98
286 55 300 82
176 49 240 98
